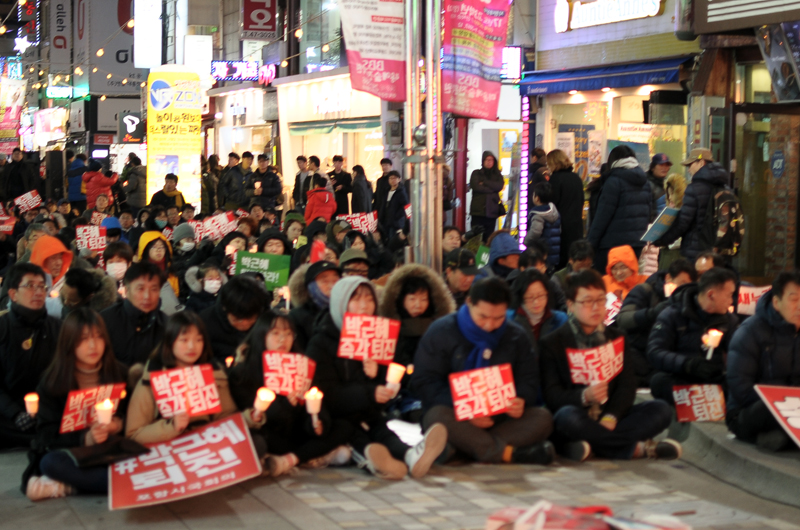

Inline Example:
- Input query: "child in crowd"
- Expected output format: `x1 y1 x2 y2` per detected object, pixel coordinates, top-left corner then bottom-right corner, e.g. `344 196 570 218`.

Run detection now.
524 182 561 270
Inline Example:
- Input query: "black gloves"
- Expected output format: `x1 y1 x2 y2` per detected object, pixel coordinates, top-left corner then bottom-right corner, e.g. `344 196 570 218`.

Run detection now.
14 411 35 432
684 358 723 380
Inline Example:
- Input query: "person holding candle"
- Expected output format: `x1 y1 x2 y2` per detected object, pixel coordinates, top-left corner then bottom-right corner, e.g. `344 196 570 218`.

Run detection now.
0 264 62 449
539 270 679 462
228 312 353 476
23 309 129 501
306 277 448 479
647 267 739 406
126 312 265 444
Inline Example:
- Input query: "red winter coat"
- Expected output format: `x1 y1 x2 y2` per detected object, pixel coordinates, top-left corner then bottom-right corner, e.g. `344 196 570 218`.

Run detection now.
304 188 337 225
82 171 118 209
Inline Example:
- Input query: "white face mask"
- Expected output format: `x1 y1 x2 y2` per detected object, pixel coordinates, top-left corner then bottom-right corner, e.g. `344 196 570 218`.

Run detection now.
204 279 222 294
180 240 196 252
106 262 128 281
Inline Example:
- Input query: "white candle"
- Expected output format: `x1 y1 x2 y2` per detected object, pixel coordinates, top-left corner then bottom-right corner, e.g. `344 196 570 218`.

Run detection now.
664 282 677 297
225 356 234 368
255 182 261 189
94 398 114 425
254 387 276 411
24 393 38 417
705 329 723 360
386 363 406 396
304 387 323 414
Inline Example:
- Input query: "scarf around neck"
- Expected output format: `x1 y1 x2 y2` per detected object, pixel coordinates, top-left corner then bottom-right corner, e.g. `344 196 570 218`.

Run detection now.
456 304 507 370
308 281 330 310
568 314 606 349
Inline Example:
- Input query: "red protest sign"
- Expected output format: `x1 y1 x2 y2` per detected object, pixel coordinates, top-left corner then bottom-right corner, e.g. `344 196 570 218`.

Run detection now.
756 385 800 449
404 204 412 220
162 227 174 241
673 384 726 423
14 190 42 212
449 364 516 421
109 413 261 510
150 364 222 418
235 208 249 218
566 337 625 385
202 211 237 241
604 293 622 327
336 211 378 233
90 211 108 226
738 285 772 316
188 220 204 243
76 225 107 251
262 352 317 396
337 313 400 365
0 215 15 233
60 383 127 433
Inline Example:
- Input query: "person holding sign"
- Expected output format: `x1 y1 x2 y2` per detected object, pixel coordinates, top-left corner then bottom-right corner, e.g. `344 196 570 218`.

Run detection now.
539 270 678 462
126 312 265 444
648 268 739 406
306 277 447 479
727 272 800 451
23 309 129 501
229 312 353 476
412 277 555 465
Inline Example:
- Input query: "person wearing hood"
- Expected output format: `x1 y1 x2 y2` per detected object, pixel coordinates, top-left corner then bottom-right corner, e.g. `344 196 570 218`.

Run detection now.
137 231 182 314
350 165 373 214
647 154 671 215
100 215 127 244
306 276 448 479
469 152 505 241
616 258 697 387
66 152 88 211
602 245 648 302
81 160 118 211
149 173 187 210
509 269 568 345
208 230 248 273
524 182 561 269
170 222 201 294
0 264 61 449
29 234 73 294
45 267 119 319
587 145 652 273
475 231 521 282
727 272 800 451
654 149 731 260
184 261 227 313
647 267 739 405
304 174 337 225
288 261 341 352
258 228 292 256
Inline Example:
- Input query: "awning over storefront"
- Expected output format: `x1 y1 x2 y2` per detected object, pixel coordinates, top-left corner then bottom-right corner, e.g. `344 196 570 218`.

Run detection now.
519 57 693 96
288 118 381 136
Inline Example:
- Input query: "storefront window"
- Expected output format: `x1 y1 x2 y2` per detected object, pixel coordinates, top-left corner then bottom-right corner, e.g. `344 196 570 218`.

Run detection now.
300 128 384 181
219 124 274 158
299 0 342 73
551 101 608 180
735 64 773 104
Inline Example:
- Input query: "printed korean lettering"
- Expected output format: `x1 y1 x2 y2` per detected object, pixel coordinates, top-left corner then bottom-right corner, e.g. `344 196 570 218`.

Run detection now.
336 211 378 233
150 364 222 418
337 313 400 365
449 364 516 421
672 384 725 423
60 383 126 433
14 190 42 212
566 337 625 385
76 226 107 251
262 352 317 395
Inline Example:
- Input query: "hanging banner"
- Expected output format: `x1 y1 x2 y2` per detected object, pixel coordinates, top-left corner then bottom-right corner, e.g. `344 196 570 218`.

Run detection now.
339 0 406 102
0 77 25 154
442 0 510 119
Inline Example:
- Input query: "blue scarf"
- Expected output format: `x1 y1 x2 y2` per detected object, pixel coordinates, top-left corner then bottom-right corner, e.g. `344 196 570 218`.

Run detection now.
456 304 507 370
308 281 330 310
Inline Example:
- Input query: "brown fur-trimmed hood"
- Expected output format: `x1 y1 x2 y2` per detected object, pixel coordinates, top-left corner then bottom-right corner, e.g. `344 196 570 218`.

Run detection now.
288 263 311 307
378 263 456 321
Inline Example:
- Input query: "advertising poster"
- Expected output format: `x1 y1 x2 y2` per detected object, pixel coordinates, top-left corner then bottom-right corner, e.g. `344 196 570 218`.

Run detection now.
555 132 575 164
146 69 203 207
558 124 594 180
442 0 510 119
0 78 25 154
340 0 405 102
587 130 606 177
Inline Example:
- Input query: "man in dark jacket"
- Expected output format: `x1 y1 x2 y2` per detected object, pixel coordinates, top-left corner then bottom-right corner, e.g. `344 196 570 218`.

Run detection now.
101 262 167 367
549 158 585 269
0 264 61 448
617 258 696 386
727 271 800 451
552 240 595 291
647 267 739 405
328 155 353 216
247 154 282 210
444 248 478 308
66 151 88 211
288 261 341 352
469 151 505 241
377 171 409 243
4 148 35 202
475 231 521 282
372 158 393 215
411 277 555 464
219 151 254 210
292 155 312 213
539 269 679 462
149 173 186 209
647 153 671 217
654 148 729 260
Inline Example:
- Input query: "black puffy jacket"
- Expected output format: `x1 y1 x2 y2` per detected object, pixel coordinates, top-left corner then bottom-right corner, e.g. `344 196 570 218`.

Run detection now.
617 271 670 353
587 166 652 251
654 162 729 260
727 290 800 420
101 300 166 367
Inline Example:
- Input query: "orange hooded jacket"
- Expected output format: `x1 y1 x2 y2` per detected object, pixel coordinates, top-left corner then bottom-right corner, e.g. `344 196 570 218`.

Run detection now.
603 245 648 301
30 235 73 284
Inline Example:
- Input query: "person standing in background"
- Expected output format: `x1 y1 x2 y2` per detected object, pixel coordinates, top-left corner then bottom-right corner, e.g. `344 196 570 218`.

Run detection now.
372 158 394 215
547 149 584 269
328 155 353 216
65 152 88 212
293 155 312 213
351 165 373 214
469 151 504 241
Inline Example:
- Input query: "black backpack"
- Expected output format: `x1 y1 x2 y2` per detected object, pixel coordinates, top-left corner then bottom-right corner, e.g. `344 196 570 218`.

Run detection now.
701 184 745 257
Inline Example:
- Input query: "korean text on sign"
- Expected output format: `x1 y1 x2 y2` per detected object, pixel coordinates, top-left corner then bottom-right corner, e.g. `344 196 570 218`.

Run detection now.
202 211 237 241
737 285 772 316
109 414 261 509
672 384 726 423
76 226 107 251
60 383 126 433
449 364 516 421
336 211 378 233
337 313 400 365
604 293 622 327
14 190 42 212
755 384 800 449
150 364 222 418
262 352 317 396
233 251 291 290
90 211 108 226
566 337 625 385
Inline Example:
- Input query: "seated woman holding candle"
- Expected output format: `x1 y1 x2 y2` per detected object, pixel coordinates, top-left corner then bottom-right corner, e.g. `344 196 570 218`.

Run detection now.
125 312 265 444
228 312 353 476
23 308 129 501
509 269 568 346
305 277 448 480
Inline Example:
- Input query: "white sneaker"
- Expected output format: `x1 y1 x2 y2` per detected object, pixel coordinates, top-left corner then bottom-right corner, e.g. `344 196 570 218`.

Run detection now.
304 445 352 469
26 476 72 501
363 443 408 480
405 423 448 479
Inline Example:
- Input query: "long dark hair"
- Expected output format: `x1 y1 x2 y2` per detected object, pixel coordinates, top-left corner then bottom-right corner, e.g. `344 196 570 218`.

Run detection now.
235 312 297 388
152 311 214 369
41 308 124 396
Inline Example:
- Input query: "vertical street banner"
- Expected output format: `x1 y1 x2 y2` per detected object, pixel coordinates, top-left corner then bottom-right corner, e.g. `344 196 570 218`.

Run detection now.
673 384 726 422
60 383 127 433
339 0 406 102
337 314 400 364
0 78 25 154
449 364 516 421
755 385 800 449
242 0 279 40
442 0 510 120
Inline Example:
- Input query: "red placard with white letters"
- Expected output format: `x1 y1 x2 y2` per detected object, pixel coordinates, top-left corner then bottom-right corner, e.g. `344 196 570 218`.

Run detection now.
336 211 378 233
14 190 42 212
90 211 108 226
202 211 237 241
672 384 726 422
109 413 261 510
566 337 625 385
449 364 516 421
0 215 16 233
188 220 204 243
737 285 772 316
150 364 222 418
162 227 174 241
337 313 400 365
262 352 316 396
76 225 107 251
404 204 412 220
756 385 800 449
59 383 127 433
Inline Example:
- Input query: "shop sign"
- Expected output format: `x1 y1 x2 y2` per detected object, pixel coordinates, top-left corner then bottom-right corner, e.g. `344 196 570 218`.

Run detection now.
94 133 115 145
555 0 663 33
49 0 71 71
134 0 162 69
314 89 351 115
500 47 522 81
211 61 260 82
258 64 276 86
772 150 786 179
695 0 800 34
46 86 73 99
119 112 145 143
241 0 278 41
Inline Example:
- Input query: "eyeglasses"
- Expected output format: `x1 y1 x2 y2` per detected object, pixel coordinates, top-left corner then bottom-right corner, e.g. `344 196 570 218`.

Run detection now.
574 297 606 308
343 268 369 278
523 294 548 304
19 284 48 293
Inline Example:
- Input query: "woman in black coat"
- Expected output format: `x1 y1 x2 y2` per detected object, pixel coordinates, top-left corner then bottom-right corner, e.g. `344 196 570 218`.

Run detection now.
546 149 585 269
350 165 373 214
